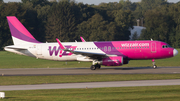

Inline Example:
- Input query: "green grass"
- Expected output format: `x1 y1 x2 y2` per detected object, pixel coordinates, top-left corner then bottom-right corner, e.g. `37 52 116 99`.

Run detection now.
0 49 180 69
2 86 180 101
0 51 92 68
0 74 180 86
0 51 180 100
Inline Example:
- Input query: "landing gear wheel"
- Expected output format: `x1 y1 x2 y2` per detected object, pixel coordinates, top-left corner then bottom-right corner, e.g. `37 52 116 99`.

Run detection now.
153 65 157 69
152 59 157 69
90 65 96 70
96 65 101 69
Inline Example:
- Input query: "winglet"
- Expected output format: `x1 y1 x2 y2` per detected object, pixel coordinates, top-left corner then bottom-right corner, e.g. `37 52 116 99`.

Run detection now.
56 38 65 49
80 36 86 42
56 38 66 57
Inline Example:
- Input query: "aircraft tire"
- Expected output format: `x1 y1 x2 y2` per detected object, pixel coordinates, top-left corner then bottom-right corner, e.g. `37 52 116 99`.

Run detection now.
153 65 157 69
90 65 96 70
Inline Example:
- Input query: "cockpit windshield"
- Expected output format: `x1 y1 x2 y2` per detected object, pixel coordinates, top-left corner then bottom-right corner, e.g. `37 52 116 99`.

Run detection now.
162 45 171 48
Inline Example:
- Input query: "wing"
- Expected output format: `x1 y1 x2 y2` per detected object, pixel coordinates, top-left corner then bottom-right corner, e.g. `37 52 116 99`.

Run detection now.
56 38 108 60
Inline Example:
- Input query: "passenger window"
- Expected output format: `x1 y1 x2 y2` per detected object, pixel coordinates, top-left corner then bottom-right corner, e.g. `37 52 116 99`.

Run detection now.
108 46 111 52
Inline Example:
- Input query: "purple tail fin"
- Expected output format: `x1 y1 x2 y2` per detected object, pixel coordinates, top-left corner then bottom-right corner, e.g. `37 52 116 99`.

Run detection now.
7 16 40 45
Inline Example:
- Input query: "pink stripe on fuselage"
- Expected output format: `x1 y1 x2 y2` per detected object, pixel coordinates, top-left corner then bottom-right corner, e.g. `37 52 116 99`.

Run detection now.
7 16 35 39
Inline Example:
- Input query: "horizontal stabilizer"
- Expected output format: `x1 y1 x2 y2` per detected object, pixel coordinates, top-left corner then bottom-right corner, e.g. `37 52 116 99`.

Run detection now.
4 45 27 50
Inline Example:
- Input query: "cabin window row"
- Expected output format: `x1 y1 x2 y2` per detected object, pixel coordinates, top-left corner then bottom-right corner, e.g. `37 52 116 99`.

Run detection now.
74 47 149 50
49 46 150 51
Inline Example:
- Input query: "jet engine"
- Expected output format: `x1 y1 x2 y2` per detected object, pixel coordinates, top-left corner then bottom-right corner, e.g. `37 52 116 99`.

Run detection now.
101 56 123 66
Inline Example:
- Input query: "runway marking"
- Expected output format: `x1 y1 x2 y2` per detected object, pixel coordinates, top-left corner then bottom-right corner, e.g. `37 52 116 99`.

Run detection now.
0 67 180 76
0 79 180 91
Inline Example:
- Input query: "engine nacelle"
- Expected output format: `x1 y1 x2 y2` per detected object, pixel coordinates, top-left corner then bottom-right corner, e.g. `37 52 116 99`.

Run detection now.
102 56 123 66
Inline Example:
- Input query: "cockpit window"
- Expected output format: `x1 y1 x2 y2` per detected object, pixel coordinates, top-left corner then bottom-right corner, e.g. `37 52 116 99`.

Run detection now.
162 45 171 48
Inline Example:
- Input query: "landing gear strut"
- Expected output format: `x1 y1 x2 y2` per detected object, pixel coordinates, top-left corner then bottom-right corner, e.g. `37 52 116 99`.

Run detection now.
152 59 157 69
90 64 101 70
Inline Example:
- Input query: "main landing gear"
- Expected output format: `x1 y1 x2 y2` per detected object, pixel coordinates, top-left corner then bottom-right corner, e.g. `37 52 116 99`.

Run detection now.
152 59 157 69
90 64 101 70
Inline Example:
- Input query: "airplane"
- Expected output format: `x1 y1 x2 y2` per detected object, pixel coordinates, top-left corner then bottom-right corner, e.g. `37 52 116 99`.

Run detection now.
4 16 178 70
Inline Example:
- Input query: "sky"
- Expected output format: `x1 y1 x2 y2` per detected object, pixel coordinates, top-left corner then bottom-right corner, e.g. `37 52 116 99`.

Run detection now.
4 0 180 5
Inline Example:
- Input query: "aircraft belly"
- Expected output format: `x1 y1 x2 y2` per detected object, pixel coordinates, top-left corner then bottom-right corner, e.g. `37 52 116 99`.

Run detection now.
57 55 77 61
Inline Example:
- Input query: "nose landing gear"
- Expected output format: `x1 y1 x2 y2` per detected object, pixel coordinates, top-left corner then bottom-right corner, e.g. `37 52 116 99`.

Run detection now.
152 59 157 69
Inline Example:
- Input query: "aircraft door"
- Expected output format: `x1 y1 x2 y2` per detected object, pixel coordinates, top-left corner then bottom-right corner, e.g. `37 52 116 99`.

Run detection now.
37 45 42 55
151 42 156 53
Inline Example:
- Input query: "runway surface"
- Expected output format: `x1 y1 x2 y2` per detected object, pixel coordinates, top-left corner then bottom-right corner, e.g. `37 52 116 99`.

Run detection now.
1 79 180 91
0 67 180 76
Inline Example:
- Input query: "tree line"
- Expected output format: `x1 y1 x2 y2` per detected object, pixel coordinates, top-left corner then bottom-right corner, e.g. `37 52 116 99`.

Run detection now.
0 0 180 50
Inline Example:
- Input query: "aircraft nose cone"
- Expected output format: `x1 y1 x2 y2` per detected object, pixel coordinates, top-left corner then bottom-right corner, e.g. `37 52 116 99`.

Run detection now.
173 49 178 56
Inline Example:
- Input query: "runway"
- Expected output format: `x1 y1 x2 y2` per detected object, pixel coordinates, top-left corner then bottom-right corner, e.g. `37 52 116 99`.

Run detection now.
0 67 180 76
0 67 180 91
1 79 180 91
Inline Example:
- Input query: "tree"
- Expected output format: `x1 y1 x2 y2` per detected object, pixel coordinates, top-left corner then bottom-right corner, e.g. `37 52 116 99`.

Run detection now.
141 0 167 11
0 3 27 50
0 0 3 3
113 9 134 40
141 8 172 42
45 1 79 42
21 0 49 7
77 13 117 41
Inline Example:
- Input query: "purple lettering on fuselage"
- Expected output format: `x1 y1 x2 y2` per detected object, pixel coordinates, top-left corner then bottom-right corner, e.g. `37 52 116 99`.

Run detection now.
49 46 60 56
49 46 77 57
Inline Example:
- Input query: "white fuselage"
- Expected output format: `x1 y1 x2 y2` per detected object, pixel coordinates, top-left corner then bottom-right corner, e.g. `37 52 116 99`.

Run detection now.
5 42 105 62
